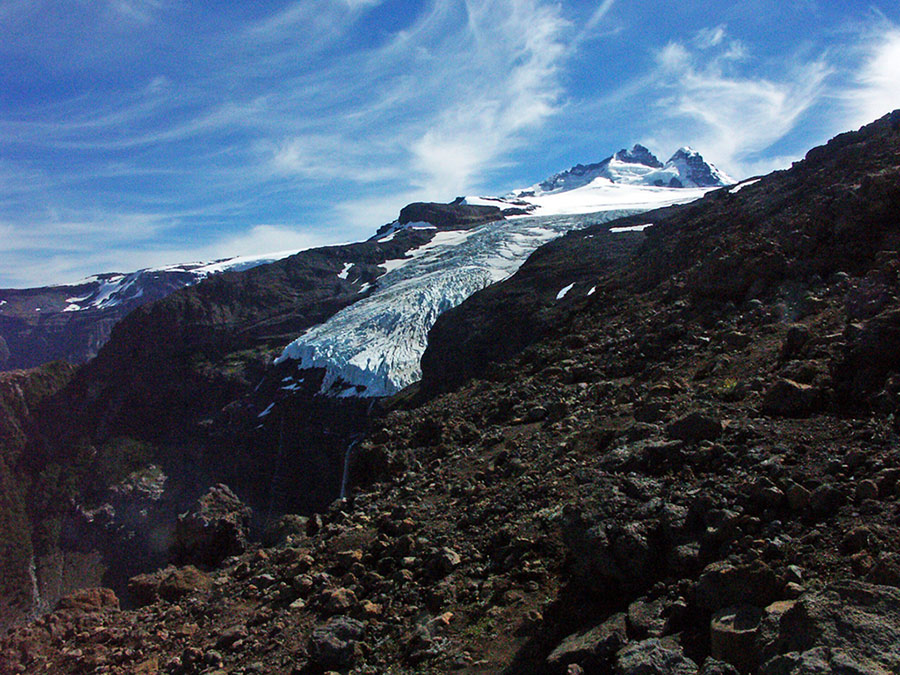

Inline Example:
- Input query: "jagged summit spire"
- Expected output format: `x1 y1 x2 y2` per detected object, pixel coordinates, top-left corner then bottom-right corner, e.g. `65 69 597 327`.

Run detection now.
614 144 664 168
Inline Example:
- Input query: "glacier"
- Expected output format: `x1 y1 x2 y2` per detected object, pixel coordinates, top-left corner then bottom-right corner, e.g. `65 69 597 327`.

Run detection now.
275 148 731 398
278 209 649 397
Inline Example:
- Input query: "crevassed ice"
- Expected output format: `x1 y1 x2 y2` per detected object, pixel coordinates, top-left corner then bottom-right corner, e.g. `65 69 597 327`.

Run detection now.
276 210 638 397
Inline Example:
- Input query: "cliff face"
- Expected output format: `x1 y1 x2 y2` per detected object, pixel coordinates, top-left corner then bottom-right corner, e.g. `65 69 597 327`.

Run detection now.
0 362 76 629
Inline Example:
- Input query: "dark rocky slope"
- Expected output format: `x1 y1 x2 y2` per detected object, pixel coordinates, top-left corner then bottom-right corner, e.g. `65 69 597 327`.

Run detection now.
0 203 507 629
3 112 900 674
423 111 900 397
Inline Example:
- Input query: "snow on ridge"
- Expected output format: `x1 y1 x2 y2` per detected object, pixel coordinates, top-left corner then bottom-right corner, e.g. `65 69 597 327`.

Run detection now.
58 249 304 313
276 210 639 398
518 182 714 217
729 178 761 194
372 220 438 242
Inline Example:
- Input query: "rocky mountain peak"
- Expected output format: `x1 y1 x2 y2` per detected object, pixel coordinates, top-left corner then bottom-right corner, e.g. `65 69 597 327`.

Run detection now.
613 143 664 168
663 146 732 188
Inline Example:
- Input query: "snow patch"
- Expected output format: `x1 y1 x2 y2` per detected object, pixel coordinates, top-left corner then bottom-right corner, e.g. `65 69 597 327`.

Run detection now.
556 283 575 300
258 403 275 418
337 262 353 280
373 220 437 242
587 286 596 296
610 223 654 233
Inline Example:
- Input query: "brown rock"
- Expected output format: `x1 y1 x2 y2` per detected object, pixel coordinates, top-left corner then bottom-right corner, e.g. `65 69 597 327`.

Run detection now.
761 379 824 416
55 587 119 613
128 565 213 606
710 605 764 673
667 412 723 443
322 588 358 615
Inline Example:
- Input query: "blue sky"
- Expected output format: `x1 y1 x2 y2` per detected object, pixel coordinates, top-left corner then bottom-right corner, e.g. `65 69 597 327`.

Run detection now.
1 0 899 287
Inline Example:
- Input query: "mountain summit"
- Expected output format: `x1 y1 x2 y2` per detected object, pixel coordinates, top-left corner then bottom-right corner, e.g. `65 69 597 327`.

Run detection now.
521 143 732 196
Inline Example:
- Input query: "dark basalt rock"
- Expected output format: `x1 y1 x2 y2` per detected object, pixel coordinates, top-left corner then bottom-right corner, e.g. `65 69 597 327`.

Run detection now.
758 581 900 672
173 484 251 568
397 199 503 228
617 143 664 168
420 227 646 395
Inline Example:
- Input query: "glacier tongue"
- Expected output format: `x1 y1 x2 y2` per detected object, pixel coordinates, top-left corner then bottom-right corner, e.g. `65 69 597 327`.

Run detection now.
276 210 638 397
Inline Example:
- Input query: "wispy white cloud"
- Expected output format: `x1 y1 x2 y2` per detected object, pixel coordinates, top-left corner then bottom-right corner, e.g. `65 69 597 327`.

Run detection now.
842 24 900 129
7 1 899 288
259 0 570 218
107 0 166 23
0 214 334 287
649 28 830 177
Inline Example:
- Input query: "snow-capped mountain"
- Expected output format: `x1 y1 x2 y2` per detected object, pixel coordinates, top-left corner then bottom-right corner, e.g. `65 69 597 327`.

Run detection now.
273 153 727 398
514 144 732 197
0 250 302 370
2 143 728 383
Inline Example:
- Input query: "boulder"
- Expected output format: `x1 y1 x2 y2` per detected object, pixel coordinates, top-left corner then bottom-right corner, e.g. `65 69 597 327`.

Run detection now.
615 638 698 674
547 613 627 672
55 587 119 613
761 379 825 416
128 565 213 606
667 412 723 443
308 616 365 669
758 580 900 672
695 561 781 612
699 658 740 675
628 597 667 638
562 512 660 593
710 605 764 672
834 309 900 399
174 484 251 567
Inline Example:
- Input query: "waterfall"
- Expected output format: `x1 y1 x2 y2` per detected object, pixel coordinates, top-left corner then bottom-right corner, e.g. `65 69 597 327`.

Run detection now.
27 555 42 617
339 437 361 500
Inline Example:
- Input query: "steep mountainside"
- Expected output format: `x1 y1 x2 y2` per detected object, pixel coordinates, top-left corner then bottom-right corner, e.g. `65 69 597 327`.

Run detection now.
0 148 712 377
2 113 900 673
0 184 713 630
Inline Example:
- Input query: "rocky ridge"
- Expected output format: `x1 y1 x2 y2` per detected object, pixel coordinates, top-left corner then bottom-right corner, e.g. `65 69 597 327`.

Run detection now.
0 254 305 372
2 112 900 673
